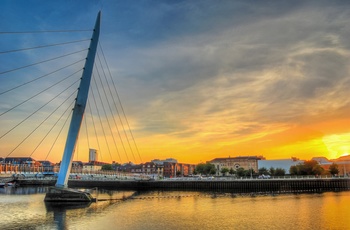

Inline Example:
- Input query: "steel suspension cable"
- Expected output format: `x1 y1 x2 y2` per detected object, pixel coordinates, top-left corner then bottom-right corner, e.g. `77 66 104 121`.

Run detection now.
0 65 82 117
45 109 73 161
0 29 92 34
0 62 84 96
5 80 80 158
0 39 90 54
90 88 111 162
76 138 80 161
96 54 136 162
0 53 85 76
90 76 113 162
87 100 105 162
28 91 77 157
94 63 130 162
98 44 142 162
87 77 117 163
0 77 81 140
84 111 91 152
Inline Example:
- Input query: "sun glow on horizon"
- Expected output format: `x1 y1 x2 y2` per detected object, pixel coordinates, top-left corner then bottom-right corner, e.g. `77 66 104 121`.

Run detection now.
322 133 350 160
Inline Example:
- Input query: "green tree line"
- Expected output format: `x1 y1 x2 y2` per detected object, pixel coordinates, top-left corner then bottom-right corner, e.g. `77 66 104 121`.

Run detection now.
194 161 341 177
289 160 339 176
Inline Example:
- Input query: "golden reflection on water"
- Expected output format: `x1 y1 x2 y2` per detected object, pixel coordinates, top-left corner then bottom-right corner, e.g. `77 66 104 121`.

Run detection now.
0 188 349 230
84 191 350 230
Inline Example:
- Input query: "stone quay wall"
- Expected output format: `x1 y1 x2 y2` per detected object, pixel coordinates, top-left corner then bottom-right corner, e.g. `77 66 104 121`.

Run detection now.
16 178 350 193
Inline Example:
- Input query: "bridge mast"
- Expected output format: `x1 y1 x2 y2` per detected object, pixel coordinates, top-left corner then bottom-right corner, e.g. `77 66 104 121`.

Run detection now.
55 12 101 188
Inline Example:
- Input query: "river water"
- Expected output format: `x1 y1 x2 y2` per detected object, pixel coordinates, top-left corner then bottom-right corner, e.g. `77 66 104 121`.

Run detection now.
0 186 349 230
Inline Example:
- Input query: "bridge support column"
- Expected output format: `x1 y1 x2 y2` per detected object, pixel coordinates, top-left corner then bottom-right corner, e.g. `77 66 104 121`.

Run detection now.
45 187 95 203
45 11 101 202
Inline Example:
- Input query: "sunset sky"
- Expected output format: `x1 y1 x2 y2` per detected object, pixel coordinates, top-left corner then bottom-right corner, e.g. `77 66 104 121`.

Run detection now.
1 0 350 164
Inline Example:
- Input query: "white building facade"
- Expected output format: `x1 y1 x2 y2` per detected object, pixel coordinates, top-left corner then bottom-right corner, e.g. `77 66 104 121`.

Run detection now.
258 158 304 174
89 148 99 162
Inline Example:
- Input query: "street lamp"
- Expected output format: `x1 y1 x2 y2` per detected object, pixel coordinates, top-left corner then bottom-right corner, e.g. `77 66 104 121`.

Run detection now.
249 162 252 179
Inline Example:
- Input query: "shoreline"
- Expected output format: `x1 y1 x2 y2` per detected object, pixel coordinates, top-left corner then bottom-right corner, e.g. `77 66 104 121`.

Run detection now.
14 178 350 194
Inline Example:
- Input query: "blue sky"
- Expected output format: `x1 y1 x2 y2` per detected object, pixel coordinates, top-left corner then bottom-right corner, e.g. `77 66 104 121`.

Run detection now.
2 0 350 163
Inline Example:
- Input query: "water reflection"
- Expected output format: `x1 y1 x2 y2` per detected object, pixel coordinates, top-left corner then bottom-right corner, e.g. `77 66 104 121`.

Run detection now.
45 202 92 230
0 186 136 229
0 185 49 194
0 187 349 229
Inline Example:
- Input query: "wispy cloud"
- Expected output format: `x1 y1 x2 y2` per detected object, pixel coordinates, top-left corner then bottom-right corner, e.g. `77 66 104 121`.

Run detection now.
2 1 350 163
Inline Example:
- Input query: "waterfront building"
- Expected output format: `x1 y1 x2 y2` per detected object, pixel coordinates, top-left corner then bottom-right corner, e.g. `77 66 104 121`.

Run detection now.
333 155 350 176
311 157 333 173
151 158 178 164
312 157 330 164
0 157 52 173
150 158 195 178
129 164 142 173
2 157 38 165
313 156 350 176
141 162 159 175
124 161 195 178
118 162 137 173
89 148 99 162
70 161 83 173
258 158 304 174
37 160 54 172
83 161 109 172
208 156 265 176
175 163 196 177
82 161 106 173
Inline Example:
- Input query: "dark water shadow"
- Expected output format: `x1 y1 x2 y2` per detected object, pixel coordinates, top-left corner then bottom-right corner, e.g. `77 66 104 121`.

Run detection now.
45 202 92 230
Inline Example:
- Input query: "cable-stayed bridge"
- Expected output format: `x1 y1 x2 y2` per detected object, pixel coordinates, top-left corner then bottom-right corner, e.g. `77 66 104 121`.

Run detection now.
0 12 141 184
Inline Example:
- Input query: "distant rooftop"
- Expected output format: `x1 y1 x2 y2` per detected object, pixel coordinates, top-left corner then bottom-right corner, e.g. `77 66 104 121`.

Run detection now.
151 158 178 164
335 155 350 161
209 156 265 162
312 157 331 164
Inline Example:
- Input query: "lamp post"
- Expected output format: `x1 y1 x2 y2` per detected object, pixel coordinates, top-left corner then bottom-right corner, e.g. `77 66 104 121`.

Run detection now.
249 162 253 179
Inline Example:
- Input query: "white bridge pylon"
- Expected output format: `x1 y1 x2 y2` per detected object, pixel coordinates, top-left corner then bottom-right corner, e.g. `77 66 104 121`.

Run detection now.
55 12 101 188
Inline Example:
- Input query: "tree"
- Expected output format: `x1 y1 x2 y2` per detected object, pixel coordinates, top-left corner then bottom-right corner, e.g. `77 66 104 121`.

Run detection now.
229 168 235 176
289 160 324 176
258 167 269 175
209 168 217 175
195 163 216 176
289 165 299 175
302 160 324 175
236 167 246 177
274 168 286 176
220 167 229 176
102 164 113 171
245 168 255 178
195 163 205 175
269 167 276 176
329 163 339 176
205 164 216 175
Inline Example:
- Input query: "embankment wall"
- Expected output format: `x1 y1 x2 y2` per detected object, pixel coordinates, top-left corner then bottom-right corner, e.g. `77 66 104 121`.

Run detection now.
16 178 350 193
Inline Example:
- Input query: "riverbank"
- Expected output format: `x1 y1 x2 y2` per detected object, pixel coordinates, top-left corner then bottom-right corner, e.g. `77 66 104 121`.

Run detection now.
15 178 350 193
